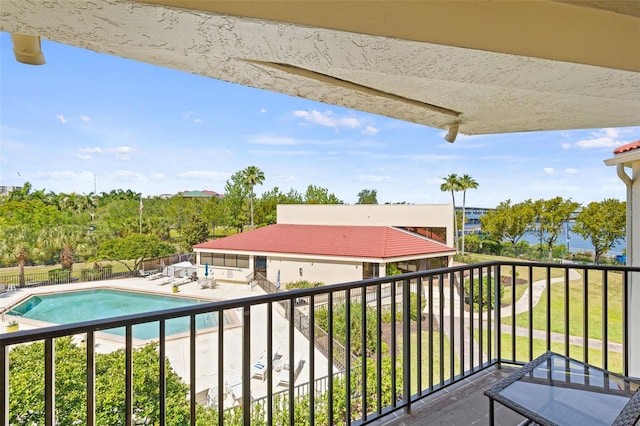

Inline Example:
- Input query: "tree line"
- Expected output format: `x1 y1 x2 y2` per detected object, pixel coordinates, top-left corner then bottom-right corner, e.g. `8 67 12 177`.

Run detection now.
0 167 356 284
477 197 625 263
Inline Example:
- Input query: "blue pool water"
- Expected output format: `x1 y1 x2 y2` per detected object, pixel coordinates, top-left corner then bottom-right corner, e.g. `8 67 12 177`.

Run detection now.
9 289 224 340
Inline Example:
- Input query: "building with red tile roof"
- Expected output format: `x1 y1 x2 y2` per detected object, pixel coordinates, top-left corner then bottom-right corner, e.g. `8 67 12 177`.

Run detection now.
193 205 455 287
613 140 640 156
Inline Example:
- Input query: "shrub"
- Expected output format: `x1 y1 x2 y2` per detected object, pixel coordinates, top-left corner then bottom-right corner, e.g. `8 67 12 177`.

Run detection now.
286 280 323 290
315 302 377 357
80 265 113 281
381 293 426 323
48 268 71 284
463 276 504 310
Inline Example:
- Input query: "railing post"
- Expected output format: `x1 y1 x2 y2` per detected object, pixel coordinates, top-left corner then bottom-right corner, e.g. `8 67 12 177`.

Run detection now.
402 278 411 414
629 270 640 377
44 338 55 426
86 333 96 426
1 343 8 426
242 306 251 425
493 263 501 367
125 327 133 426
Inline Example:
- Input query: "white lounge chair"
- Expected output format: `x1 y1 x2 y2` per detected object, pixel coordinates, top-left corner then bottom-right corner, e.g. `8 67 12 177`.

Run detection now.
225 372 254 407
157 277 174 286
252 345 281 381
146 272 164 280
199 278 217 289
173 276 192 287
277 352 302 387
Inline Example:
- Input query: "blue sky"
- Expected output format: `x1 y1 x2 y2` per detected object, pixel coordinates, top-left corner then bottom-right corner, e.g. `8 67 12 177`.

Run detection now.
1 33 638 208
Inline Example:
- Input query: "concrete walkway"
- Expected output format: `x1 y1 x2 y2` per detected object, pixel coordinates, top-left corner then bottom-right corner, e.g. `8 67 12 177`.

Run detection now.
499 267 580 318
427 267 622 371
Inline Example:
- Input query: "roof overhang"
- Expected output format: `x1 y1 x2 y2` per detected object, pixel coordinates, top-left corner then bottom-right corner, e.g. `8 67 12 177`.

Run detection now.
195 247 456 264
2 0 639 141
605 143 640 168
605 151 640 168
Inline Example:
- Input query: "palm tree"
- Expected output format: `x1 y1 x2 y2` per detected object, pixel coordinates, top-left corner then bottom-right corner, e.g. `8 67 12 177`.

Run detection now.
458 174 479 255
0 226 38 287
242 166 265 227
38 226 91 270
440 173 461 252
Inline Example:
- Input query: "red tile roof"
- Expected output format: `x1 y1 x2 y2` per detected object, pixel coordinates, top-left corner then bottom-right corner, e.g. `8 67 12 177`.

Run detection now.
614 140 640 155
194 224 454 259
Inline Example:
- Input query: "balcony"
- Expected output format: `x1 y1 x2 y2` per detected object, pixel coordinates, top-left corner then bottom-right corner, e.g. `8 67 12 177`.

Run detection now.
1 261 638 425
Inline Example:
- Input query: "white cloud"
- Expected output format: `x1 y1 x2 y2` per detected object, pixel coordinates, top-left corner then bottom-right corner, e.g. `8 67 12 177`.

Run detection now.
562 143 571 149
56 114 67 124
361 125 379 135
79 147 104 154
543 168 555 174
293 109 361 129
574 128 631 149
107 146 134 161
565 168 578 174
602 128 621 139
80 116 90 122
575 137 618 149
261 108 267 113
110 146 133 154
76 154 92 160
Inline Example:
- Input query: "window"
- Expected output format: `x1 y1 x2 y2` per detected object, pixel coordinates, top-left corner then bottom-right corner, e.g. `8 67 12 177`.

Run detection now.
363 262 379 280
236 256 250 268
199 252 250 268
401 226 447 244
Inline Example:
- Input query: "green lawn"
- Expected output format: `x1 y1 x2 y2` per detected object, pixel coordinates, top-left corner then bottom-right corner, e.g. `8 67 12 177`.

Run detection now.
481 331 624 375
501 271 623 344
462 255 568 310
397 331 459 394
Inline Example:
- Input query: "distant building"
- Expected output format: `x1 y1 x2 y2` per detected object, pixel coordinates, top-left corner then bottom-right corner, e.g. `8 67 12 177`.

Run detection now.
179 190 224 198
193 204 455 286
0 185 22 196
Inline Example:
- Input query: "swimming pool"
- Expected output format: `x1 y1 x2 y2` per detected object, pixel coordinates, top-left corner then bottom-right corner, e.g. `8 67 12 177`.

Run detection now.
8 289 226 340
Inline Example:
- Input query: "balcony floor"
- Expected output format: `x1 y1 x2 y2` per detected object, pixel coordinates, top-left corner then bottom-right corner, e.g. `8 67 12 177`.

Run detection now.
370 366 528 426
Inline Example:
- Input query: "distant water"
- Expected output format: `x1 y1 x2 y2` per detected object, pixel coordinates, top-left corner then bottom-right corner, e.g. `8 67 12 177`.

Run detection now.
520 222 626 256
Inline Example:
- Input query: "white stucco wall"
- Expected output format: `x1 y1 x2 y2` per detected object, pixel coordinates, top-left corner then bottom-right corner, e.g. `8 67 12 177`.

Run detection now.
277 204 454 247
629 162 640 376
266 256 363 287
605 150 640 377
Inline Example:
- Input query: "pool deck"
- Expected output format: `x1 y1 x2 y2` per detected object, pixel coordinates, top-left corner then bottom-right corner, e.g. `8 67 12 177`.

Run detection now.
0 276 333 406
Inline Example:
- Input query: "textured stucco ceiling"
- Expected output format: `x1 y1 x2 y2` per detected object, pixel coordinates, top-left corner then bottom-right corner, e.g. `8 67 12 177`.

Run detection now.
2 0 639 139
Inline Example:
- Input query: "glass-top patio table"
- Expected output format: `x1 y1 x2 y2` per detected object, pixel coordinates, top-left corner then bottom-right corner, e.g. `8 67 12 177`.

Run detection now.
484 351 640 425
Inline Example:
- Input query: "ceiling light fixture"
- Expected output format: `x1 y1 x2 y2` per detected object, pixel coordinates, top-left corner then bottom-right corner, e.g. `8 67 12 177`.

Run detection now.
11 33 45 65
445 123 459 143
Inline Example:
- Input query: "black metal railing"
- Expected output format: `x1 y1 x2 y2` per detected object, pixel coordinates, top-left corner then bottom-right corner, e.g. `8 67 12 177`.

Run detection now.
1 261 637 425
0 269 138 288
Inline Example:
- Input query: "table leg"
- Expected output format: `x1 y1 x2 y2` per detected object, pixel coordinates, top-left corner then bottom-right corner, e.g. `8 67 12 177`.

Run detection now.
489 398 495 426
